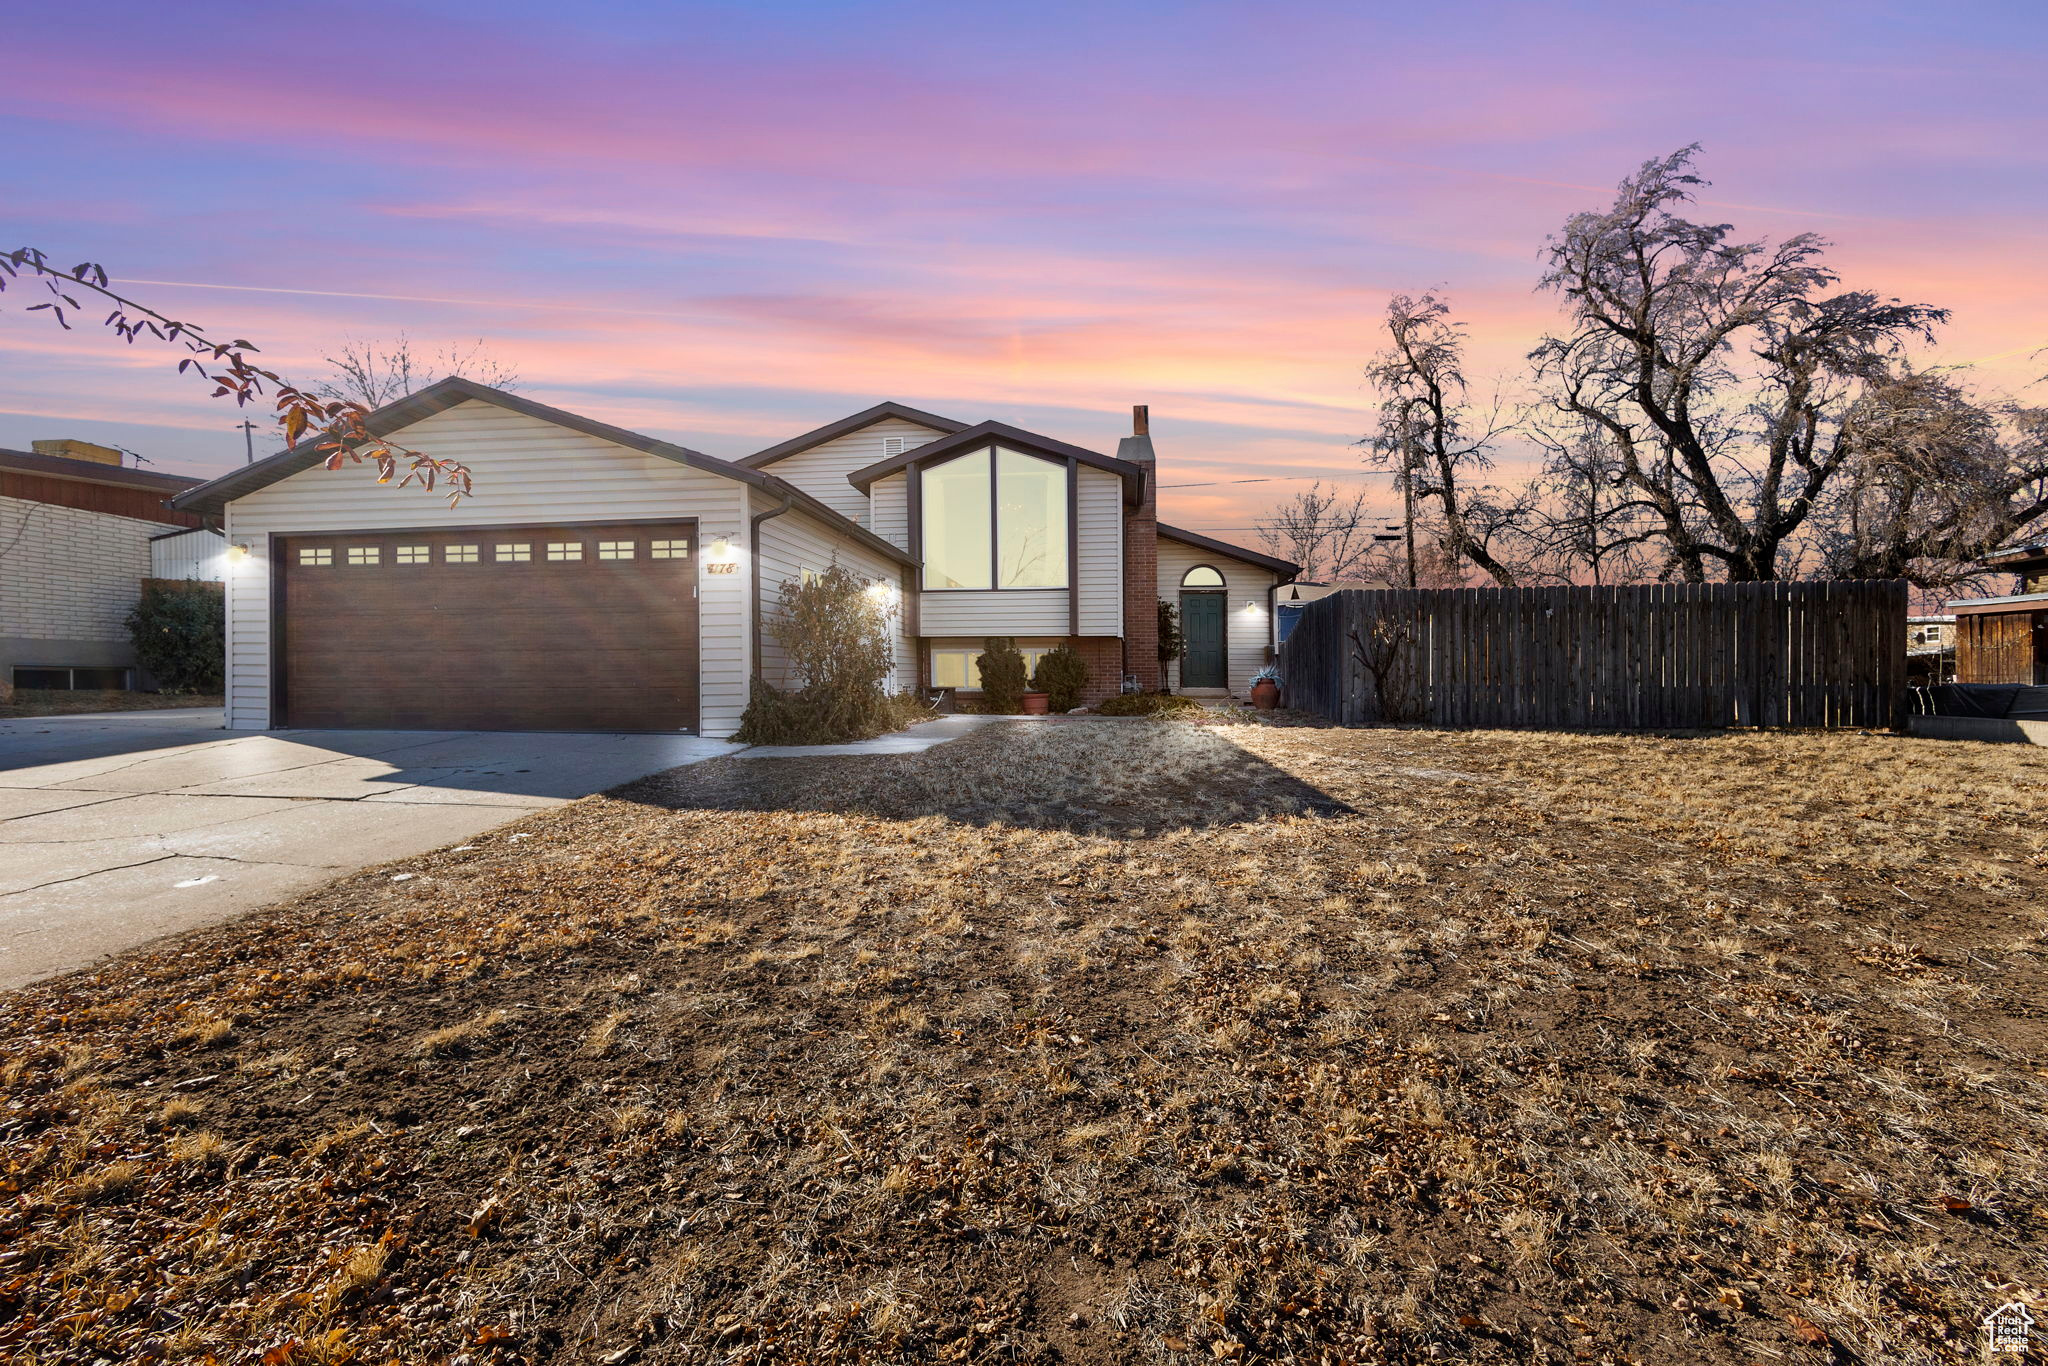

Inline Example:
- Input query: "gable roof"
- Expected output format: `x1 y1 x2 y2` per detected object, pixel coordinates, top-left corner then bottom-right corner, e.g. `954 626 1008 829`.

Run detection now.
167 377 916 568
1158 523 1300 580
737 400 970 470
846 420 1148 504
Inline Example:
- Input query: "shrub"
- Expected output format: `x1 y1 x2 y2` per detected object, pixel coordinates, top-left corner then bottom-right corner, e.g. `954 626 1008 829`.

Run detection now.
1031 643 1091 712
1157 599 1184 663
975 637 1028 714
1095 691 1204 717
736 564 909 744
126 579 224 693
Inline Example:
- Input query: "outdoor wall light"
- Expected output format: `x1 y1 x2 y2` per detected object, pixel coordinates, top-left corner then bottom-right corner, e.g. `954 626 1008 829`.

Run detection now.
709 536 736 561
227 543 250 563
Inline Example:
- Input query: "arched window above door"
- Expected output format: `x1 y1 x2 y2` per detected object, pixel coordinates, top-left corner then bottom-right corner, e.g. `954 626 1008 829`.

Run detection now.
1181 565 1225 587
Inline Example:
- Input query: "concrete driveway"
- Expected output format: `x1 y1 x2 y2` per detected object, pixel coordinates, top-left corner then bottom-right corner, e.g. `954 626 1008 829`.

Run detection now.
0 709 734 991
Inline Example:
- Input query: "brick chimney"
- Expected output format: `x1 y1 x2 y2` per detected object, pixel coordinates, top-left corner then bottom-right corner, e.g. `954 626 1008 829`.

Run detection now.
1117 404 1161 691
33 438 122 467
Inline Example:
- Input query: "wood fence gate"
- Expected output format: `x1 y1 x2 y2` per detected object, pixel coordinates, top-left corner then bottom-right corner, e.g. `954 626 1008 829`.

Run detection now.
1275 581 1907 729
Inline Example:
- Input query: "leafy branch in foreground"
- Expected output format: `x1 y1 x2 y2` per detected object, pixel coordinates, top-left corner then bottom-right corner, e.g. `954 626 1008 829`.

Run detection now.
1 249 472 503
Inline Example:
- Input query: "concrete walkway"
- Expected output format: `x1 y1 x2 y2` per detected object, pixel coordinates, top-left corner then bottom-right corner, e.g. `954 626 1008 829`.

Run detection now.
0 710 735 991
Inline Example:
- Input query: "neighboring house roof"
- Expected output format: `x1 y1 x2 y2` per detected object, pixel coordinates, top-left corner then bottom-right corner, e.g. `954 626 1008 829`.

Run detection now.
1158 523 1301 580
737 400 969 469
0 446 203 526
168 378 917 569
846 419 1148 504
1982 541 2048 566
0 446 201 494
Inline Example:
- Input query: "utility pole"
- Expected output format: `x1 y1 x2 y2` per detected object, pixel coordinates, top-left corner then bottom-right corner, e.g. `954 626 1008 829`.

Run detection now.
237 420 259 465
1400 436 1419 589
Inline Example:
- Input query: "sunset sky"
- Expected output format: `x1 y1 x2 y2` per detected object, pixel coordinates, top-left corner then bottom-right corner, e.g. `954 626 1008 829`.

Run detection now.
5 0 2044 535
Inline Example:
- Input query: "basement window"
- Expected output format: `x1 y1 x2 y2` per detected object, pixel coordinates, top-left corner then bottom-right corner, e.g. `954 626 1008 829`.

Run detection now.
12 666 133 691
929 646 1053 691
297 547 333 566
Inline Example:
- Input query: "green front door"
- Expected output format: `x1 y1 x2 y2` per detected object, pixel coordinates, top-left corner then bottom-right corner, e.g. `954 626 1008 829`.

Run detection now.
1181 591 1227 688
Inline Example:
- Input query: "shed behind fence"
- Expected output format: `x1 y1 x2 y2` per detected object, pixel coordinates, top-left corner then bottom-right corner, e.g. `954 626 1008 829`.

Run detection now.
1276 581 1906 730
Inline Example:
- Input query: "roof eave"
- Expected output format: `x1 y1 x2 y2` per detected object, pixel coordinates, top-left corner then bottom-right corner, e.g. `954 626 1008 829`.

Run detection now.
166 377 917 569
1157 522 1301 580
846 420 1146 504
737 401 970 469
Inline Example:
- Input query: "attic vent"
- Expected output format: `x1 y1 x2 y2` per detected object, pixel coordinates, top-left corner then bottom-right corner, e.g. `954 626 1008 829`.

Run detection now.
882 436 909 458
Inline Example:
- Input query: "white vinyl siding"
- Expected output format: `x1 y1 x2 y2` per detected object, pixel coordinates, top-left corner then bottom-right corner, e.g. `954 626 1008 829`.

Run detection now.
149 528 229 582
870 474 908 551
1156 535 1279 698
1075 466 1123 634
755 417 946 525
754 499 914 694
917 589 1069 637
222 399 753 736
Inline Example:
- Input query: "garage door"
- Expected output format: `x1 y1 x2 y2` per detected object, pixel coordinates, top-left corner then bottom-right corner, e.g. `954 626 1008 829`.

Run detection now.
279 522 699 731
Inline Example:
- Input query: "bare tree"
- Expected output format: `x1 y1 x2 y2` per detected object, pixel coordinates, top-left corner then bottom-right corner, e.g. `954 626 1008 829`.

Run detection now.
1524 419 1664 584
1257 482 1381 581
318 334 522 408
1530 146 1951 582
1813 373 2048 588
1364 293 1523 586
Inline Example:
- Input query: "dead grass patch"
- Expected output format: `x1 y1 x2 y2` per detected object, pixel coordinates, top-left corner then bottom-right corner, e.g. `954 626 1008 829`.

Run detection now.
2 720 2045 1363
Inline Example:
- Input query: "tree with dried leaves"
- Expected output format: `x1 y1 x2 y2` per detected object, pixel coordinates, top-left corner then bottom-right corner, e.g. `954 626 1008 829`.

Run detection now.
1529 145 1957 582
1364 293 1524 587
318 334 522 409
1 249 472 503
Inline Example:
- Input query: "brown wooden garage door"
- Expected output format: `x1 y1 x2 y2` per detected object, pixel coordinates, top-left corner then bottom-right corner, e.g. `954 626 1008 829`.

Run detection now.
279 522 699 731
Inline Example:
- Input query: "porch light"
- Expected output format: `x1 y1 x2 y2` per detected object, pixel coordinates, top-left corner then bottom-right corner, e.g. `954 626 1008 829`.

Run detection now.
708 536 737 563
227 543 250 563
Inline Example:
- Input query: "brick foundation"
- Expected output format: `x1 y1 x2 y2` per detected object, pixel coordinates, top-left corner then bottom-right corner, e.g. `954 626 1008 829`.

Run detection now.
1072 636 1125 706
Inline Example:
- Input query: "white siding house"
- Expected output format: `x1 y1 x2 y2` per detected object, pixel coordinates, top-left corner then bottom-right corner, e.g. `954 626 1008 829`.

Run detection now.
170 383 1298 731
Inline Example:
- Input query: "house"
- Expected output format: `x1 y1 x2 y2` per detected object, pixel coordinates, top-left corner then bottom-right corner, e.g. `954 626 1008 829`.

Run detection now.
1951 544 2048 684
166 380 1298 736
1906 614 1955 684
1 439 224 695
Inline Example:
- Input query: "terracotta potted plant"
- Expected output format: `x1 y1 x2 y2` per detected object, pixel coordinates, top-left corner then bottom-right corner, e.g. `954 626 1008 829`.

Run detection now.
1020 691 1051 715
1249 667 1281 711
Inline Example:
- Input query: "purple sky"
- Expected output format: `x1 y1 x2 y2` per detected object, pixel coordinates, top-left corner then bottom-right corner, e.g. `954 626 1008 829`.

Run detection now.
5 0 2044 534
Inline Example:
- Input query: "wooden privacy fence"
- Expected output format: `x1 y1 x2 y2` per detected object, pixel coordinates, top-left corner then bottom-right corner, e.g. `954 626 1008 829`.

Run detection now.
1276 580 1907 730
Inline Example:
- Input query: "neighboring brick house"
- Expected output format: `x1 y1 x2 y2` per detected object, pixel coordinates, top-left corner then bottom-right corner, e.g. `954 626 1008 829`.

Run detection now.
0 440 217 694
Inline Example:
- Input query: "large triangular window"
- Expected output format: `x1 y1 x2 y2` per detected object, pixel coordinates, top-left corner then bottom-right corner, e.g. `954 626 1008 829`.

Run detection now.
920 447 1068 590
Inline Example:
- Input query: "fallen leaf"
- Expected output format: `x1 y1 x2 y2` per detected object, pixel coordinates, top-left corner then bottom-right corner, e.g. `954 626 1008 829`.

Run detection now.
1789 1315 1829 1346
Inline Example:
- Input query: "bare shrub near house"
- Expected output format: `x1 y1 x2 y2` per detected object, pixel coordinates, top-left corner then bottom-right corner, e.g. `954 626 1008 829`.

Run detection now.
737 562 921 744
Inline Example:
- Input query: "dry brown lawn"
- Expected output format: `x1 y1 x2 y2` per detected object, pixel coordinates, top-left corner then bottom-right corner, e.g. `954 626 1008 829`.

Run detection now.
3 716 2047 1365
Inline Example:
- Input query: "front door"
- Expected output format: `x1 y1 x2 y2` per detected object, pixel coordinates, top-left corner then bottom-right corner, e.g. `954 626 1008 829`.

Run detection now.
1181 591 1227 689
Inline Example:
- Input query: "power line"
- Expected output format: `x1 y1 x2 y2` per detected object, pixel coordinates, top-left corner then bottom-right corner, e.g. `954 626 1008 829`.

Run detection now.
1158 474 1336 489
